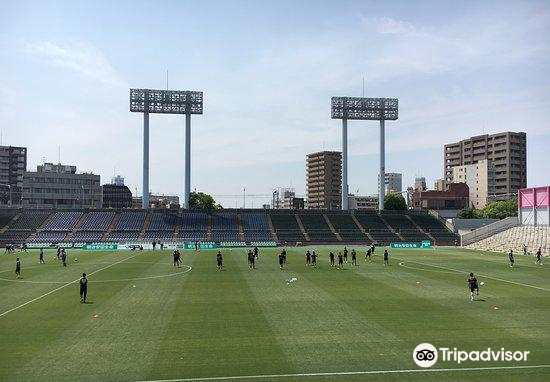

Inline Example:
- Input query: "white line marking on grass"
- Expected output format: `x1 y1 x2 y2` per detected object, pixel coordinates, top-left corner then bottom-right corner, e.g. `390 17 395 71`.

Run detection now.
119 364 550 382
398 261 457 274
0 253 141 318
397 258 550 292
0 264 192 284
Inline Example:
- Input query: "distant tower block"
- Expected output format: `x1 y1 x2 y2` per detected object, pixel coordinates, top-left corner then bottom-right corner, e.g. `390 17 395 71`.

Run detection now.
130 89 203 209
331 97 398 211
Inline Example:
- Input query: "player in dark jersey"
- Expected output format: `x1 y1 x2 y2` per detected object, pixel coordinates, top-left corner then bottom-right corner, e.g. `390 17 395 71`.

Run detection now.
337 252 344 269
254 246 259 259
173 250 180 267
39 248 45 264
305 250 311 266
57 247 61 259
282 249 287 264
535 248 542 265
216 251 223 270
371 244 376 255
366 248 372 262
79 273 88 303
278 251 285 270
383 250 389 266
248 250 255 269
467 272 479 301
351 249 357 266
509 249 514 268
329 251 335 267
60 249 67 267
343 247 348 263
15 258 21 279
311 251 317 267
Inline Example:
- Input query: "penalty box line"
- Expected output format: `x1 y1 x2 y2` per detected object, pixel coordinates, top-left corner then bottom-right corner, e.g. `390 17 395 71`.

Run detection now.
121 364 550 382
0 253 141 318
395 257 550 292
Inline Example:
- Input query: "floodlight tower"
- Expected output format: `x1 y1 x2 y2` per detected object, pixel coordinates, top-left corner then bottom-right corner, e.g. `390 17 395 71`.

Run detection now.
130 88 203 209
331 97 398 211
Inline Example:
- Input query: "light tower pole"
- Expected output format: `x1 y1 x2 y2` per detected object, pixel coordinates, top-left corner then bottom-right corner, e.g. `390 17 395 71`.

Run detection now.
379 118 385 211
331 97 398 211
130 88 203 210
142 107 150 209
342 117 348 210
184 111 191 209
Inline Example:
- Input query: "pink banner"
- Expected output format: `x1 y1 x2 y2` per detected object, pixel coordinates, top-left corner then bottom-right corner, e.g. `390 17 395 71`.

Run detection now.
519 186 550 208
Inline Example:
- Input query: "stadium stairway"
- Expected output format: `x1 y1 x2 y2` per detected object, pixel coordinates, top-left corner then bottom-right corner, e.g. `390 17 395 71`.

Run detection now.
172 214 181 241
101 213 121 242
0 212 21 234
295 214 310 241
266 214 279 242
379 214 405 241
237 212 245 241
63 213 88 242
26 213 55 242
323 214 342 241
351 213 374 242
405 215 436 242
138 212 152 241
207 214 212 242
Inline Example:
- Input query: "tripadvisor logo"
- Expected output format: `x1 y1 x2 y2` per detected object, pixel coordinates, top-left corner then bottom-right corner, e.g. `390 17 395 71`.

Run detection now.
413 343 530 368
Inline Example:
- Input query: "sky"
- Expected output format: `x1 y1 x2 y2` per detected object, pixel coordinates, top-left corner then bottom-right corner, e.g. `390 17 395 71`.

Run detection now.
1 0 549 208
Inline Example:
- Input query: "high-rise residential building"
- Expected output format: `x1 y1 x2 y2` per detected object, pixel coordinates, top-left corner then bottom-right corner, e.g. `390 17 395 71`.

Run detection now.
306 151 342 209
414 177 427 192
0 145 27 206
444 131 526 198
377 172 402 195
452 159 496 209
22 163 101 209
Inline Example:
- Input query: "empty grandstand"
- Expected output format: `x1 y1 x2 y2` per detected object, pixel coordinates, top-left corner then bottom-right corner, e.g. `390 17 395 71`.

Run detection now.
0 209 458 247
467 226 549 255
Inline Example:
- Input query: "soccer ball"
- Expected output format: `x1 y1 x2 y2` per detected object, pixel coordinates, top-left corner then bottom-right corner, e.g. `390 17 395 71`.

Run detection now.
480 281 485 286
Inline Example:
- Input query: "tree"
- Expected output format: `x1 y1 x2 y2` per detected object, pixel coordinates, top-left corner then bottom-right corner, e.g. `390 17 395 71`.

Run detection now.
188 192 222 211
479 198 518 219
384 193 407 211
456 208 478 219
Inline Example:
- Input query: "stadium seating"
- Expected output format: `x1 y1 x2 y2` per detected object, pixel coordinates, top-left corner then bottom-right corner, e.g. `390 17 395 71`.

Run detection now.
8 212 50 230
0 209 459 247
299 213 339 242
467 226 549 255
30 231 68 243
0 211 16 230
142 231 174 241
269 213 305 242
114 211 147 231
180 212 207 231
78 211 115 231
211 230 241 241
177 230 208 241
241 211 272 242
70 231 104 242
42 212 83 231
408 214 459 245
354 212 400 244
211 211 238 230
326 213 369 243
107 231 141 241
0 231 32 245
147 212 177 231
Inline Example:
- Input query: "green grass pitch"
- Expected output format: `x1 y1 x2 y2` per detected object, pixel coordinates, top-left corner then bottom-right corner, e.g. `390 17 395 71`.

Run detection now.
0 247 548 382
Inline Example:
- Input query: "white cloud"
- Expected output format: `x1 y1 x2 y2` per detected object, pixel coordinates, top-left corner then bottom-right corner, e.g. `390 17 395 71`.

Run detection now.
24 40 127 88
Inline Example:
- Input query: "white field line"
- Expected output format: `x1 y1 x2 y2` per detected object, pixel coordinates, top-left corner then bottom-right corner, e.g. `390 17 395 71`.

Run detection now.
0 253 141 318
396 258 550 292
118 364 550 382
